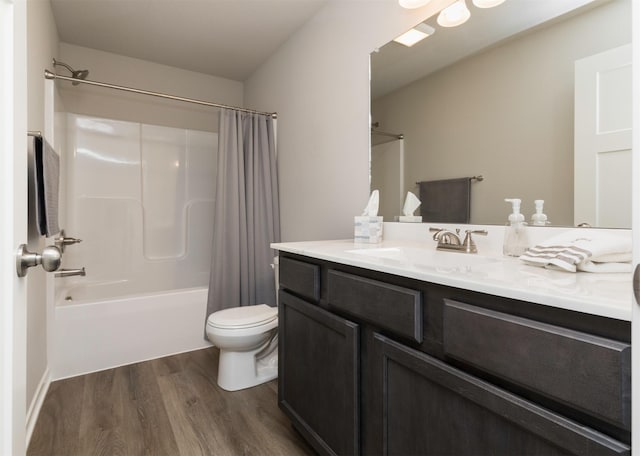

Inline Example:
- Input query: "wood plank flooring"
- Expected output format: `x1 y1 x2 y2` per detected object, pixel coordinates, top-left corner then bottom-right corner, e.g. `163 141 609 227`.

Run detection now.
28 347 314 456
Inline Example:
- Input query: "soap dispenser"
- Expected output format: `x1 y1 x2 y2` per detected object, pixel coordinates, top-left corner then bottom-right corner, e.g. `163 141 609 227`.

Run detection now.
503 198 529 257
531 200 549 226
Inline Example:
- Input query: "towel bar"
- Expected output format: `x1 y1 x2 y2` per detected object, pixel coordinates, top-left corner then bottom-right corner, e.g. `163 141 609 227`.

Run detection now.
416 175 483 185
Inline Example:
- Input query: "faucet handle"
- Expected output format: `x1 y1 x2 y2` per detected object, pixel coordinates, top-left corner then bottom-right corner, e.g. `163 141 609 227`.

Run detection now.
462 229 488 254
429 227 445 241
54 229 83 253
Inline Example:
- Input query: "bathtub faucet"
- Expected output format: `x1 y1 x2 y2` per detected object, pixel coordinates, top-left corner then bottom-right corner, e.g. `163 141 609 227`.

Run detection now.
55 267 86 278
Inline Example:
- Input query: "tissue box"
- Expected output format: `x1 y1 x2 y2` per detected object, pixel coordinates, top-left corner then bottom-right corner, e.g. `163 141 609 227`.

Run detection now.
354 216 383 243
396 215 423 223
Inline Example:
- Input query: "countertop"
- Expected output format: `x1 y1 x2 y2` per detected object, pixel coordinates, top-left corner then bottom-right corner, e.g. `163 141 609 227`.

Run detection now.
272 239 633 321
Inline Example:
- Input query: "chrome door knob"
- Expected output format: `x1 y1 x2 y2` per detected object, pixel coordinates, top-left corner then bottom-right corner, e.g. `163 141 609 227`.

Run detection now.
16 244 62 277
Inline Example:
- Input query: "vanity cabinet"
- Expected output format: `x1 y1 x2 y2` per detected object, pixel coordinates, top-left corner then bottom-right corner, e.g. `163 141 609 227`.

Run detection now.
277 253 631 456
278 258 359 455
375 333 628 455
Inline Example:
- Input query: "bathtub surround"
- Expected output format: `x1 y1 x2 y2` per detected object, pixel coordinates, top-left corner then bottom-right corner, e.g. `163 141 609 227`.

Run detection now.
51 114 218 379
206 110 280 321
61 114 217 296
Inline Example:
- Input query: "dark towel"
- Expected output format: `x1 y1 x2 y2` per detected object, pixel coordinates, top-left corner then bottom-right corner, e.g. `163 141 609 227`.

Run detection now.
33 136 60 237
418 177 470 223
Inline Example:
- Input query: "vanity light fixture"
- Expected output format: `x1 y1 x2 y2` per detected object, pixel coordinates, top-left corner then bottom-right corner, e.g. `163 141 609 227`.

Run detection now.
437 0 471 27
393 23 436 47
398 0 431 9
472 0 506 7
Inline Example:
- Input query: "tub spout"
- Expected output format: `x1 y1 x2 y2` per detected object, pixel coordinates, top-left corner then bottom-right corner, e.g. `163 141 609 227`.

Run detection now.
55 267 86 278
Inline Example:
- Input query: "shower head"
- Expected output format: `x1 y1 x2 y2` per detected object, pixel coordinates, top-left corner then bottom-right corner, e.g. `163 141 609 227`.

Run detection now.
52 58 89 85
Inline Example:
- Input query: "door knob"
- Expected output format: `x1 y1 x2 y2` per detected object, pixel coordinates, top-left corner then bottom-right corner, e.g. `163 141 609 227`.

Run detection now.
16 244 62 277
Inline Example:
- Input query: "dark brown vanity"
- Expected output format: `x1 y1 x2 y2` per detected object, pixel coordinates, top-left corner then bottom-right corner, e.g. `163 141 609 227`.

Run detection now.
277 252 631 456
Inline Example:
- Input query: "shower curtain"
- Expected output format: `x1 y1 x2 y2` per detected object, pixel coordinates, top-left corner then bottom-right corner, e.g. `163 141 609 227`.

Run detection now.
206 109 280 321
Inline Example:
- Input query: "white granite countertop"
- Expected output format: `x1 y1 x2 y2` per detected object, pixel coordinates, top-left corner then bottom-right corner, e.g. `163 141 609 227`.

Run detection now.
271 238 633 321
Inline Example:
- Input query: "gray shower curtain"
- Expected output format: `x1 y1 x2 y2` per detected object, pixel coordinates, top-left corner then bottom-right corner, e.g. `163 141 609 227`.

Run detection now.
206 109 280 321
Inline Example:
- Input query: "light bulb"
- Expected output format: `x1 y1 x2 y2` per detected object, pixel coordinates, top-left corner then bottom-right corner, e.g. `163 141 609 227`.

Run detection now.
398 0 431 9
437 0 471 27
472 0 506 8
393 23 435 47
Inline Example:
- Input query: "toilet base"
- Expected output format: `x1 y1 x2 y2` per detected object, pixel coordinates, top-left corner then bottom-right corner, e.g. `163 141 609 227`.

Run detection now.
216 333 278 392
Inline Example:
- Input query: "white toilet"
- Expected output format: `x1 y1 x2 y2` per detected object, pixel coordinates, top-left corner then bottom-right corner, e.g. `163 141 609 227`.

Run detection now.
206 304 279 391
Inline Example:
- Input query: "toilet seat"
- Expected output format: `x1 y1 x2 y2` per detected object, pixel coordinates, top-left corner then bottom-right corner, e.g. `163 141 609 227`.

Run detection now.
207 304 277 329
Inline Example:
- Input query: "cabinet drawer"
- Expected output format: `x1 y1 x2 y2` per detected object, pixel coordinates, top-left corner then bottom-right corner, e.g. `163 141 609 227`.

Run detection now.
279 256 320 302
443 300 631 430
375 333 629 456
327 270 422 343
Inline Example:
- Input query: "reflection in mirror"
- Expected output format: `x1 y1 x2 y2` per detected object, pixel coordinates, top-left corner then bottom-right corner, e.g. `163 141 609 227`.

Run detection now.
371 0 631 227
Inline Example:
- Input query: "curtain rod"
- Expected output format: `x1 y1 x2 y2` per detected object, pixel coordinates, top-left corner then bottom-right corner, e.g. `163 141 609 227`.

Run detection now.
44 69 277 119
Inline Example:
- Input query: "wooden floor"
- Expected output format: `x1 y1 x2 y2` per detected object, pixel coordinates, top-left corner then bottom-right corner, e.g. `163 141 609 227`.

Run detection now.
28 347 314 456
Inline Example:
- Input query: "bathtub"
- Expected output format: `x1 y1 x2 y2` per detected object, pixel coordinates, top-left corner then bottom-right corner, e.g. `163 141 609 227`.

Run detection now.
52 285 213 380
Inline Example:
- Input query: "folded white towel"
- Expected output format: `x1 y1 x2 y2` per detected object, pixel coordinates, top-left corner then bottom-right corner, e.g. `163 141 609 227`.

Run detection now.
519 229 631 273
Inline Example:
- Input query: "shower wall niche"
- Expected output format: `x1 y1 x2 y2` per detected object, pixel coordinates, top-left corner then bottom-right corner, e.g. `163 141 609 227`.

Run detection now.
61 113 217 299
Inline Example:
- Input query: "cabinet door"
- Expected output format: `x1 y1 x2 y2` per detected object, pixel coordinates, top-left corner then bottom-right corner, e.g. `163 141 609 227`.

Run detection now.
374 333 629 456
279 291 360 456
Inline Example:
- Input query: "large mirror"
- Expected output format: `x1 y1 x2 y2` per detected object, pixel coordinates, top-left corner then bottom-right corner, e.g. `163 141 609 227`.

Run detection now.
371 0 631 227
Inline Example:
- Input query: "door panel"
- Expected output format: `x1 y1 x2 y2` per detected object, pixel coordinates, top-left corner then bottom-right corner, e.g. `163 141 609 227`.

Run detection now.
279 291 359 456
0 0 28 454
375 333 629 456
574 43 632 228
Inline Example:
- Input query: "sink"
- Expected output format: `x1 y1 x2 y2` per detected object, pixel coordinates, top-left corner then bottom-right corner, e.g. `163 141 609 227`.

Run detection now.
345 246 500 270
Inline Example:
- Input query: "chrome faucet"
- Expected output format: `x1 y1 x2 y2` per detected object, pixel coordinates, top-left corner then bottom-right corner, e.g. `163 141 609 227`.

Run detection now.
430 227 462 246
430 227 488 254
54 229 82 253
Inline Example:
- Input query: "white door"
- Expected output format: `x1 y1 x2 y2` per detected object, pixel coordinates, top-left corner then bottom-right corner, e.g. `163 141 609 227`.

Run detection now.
574 43 632 228
632 0 640 449
371 139 404 220
0 0 27 455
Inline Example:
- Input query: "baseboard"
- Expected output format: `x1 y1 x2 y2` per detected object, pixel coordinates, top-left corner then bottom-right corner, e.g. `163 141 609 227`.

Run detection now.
26 367 51 448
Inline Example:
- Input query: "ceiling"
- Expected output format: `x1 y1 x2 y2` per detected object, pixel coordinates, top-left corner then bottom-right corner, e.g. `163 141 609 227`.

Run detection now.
50 0 611 89
50 0 329 81
371 0 609 99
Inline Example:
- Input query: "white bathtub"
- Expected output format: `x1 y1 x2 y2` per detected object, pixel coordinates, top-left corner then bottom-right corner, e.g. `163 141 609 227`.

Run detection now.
52 286 213 380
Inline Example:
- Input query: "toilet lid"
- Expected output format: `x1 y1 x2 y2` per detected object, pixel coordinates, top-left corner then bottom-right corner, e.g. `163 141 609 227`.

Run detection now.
207 304 277 329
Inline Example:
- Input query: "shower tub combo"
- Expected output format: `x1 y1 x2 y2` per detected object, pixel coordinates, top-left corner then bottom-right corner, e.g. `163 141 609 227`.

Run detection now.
52 114 217 379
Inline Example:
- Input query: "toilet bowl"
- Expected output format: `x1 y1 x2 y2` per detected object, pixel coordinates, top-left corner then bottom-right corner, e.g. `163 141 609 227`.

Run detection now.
206 304 278 391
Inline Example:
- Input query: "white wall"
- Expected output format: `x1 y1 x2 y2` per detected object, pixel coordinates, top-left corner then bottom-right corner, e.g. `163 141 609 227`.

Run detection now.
25 0 59 423
58 43 243 132
372 0 631 226
244 0 455 241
